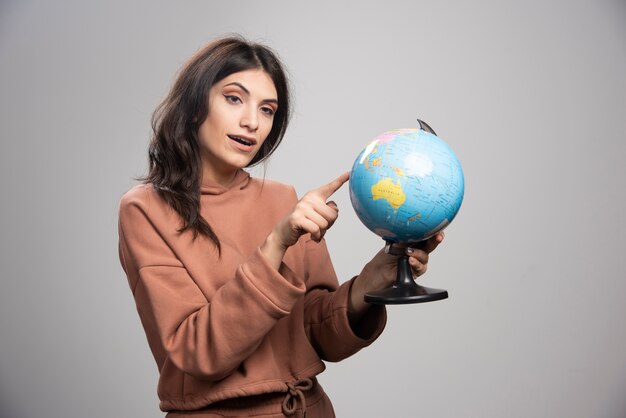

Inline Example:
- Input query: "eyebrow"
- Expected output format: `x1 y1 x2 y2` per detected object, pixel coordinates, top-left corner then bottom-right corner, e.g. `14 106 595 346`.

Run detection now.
224 82 278 105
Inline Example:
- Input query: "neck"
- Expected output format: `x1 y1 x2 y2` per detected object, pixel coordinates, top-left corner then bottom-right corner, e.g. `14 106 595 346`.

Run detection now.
202 166 239 188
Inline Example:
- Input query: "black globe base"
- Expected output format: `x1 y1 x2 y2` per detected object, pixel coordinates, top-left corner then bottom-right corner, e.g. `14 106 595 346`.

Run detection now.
364 283 448 304
364 252 448 305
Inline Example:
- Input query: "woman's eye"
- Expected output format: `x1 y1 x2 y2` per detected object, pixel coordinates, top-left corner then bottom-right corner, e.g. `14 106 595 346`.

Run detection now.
261 106 275 116
224 95 241 104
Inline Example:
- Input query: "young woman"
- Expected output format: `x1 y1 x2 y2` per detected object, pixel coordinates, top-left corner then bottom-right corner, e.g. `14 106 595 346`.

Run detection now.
118 36 443 417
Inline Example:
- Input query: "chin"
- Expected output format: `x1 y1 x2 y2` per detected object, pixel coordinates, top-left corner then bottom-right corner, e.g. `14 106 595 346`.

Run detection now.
228 157 254 171
235 153 260 168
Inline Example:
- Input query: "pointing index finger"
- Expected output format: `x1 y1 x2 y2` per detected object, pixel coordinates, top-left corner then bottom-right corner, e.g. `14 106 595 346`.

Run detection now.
316 171 350 200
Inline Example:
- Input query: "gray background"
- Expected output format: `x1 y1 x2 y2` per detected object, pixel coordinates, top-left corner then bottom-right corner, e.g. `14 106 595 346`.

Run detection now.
1 1 625 417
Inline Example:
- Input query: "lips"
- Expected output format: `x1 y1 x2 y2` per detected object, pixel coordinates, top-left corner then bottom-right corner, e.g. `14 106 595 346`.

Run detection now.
227 134 256 147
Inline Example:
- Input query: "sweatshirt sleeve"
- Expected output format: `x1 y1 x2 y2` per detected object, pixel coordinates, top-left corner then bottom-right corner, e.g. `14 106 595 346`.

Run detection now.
118 188 306 381
302 238 387 362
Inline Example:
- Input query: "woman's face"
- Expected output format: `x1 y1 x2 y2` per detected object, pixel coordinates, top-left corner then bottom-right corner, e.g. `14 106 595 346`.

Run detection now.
198 68 278 185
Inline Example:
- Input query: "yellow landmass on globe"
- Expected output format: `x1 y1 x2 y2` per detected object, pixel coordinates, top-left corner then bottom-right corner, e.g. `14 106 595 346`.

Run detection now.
365 156 382 172
363 144 379 172
371 178 406 210
408 213 421 222
393 166 406 177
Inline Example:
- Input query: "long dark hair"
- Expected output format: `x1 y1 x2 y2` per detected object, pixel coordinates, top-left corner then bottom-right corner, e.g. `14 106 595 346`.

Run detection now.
144 36 291 252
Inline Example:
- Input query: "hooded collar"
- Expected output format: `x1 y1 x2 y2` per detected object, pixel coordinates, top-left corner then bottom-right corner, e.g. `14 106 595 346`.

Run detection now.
201 169 251 195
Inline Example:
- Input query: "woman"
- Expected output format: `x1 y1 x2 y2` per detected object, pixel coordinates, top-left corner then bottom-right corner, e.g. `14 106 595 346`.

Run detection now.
118 36 443 417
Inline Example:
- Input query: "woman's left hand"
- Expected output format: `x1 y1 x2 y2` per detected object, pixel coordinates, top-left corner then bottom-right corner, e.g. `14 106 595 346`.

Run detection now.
348 232 445 323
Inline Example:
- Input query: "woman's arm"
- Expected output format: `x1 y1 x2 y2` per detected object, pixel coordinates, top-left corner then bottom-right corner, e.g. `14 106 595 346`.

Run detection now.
259 172 349 269
254 172 388 361
118 187 306 381
347 233 445 324
300 238 387 362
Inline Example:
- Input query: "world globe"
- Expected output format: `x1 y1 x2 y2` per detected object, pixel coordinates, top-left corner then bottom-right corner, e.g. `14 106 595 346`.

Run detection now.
349 119 464 304
349 121 464 244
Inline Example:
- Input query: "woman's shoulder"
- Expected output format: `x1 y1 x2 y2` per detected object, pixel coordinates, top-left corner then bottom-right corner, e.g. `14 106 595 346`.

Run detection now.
118 183 171 217
249 176 298 201
120 183 155 206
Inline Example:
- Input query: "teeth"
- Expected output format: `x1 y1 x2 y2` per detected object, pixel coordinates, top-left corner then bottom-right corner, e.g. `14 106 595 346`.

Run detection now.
229 135 252 146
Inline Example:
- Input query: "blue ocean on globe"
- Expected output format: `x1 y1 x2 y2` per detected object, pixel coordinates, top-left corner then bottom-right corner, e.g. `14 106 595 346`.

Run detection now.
349 127 464 243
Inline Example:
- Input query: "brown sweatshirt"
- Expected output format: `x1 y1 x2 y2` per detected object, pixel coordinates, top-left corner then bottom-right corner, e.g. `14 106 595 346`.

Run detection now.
118 170 387 412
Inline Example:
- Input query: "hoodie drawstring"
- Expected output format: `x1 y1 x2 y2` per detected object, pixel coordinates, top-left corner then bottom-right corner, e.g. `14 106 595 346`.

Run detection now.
281 378 313 418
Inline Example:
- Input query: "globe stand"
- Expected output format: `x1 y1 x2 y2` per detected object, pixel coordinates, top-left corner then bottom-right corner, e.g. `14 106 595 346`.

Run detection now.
364 241 448 305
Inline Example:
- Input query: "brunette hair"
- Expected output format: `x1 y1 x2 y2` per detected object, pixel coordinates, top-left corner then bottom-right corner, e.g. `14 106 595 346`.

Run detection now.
144 35 291 252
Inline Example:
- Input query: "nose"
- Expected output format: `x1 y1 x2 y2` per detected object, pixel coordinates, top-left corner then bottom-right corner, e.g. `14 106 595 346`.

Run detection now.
240 105 258 132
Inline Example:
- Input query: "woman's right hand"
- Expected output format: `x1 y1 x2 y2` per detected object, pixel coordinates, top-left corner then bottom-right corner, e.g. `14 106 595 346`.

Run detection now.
261 172 349 269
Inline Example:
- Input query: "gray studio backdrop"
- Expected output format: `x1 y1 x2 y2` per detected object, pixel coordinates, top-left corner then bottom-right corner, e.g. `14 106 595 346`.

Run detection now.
1 1 625 417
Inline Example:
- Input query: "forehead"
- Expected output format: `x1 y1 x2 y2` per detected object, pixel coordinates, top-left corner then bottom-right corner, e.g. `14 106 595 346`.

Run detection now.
215 69 277 99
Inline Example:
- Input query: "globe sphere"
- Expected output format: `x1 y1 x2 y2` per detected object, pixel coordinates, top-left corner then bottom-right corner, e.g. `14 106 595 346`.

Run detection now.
349 125 464 244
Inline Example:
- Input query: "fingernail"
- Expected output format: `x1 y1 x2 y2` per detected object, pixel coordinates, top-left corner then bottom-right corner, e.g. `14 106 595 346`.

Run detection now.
406 247 414 254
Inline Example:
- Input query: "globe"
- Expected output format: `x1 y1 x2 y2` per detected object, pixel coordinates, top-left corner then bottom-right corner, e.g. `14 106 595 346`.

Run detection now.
349 119 464 305
349 121 464 245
